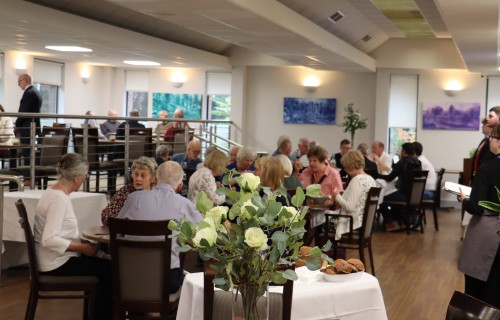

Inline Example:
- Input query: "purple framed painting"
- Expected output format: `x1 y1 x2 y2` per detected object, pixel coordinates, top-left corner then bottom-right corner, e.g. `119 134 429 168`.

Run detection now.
422 102 481 131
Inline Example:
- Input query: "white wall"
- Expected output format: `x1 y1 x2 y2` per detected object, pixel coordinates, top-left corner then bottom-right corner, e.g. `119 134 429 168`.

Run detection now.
243 66 376 155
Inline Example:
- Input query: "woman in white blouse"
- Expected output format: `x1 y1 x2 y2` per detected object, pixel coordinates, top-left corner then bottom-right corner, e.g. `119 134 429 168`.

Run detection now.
331 150 376 240
35 153 112 319
188 149 228 204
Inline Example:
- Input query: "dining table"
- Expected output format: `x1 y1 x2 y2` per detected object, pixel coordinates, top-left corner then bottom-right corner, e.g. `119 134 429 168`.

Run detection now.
176 266 388 320
82 226 110 244
1 190 107 269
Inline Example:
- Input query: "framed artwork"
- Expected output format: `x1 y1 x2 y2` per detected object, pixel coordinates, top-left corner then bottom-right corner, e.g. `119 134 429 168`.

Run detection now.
283 97 336 125
152 93 202 119
422 102 480 131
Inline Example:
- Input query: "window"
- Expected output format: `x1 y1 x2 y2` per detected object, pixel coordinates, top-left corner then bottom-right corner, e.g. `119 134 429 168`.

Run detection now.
206 72 231 149
34 83 59 128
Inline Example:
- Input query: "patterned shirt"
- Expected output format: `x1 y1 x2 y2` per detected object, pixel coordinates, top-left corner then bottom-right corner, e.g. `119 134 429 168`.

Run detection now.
101 184 136 226
188 166 225 205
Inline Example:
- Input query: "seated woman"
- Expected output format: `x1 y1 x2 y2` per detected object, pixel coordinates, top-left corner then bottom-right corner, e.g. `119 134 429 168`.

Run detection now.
226 146 257 190
0 104 14 166
34 153 112 319
457 124 500 309
276 154 302 191
260 156 290 206
101 156 157 226
253 156 270 178
377 142 422 231
298 145 344 198
188 149 228 205
331 150 376 240
83 110 107 140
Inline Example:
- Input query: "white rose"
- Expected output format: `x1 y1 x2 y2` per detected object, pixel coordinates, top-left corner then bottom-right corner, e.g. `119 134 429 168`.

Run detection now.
282 206 299 221
206 206 228 224
193 227 218 248
244 227 268 251
240 199 259 220
238 173 261 192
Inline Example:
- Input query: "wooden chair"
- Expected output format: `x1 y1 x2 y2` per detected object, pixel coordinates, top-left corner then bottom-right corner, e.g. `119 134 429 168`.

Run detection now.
203 263 294 320
421 168 445 231
445 291 500 320
72 128 118 194
382 170 428 235
320 187 382 276
108 217 180 319
15 199 98 320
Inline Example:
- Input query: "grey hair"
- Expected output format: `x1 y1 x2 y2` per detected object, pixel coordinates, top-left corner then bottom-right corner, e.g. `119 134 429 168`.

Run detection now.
156 145 170 158
157 161 184 187
131 156 158 178
204 145 218 157
174 108 184 117
57 153 89 181
357 143 369 156
276 155 293 176
277 135 291 149
130 109 140 117
237 146 257 162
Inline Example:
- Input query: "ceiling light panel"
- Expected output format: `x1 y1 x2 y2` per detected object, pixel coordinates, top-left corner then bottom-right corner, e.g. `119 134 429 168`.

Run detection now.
45 45 93 52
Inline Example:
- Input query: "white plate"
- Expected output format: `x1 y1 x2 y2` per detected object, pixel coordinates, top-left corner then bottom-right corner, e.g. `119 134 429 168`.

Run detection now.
323 271 364 282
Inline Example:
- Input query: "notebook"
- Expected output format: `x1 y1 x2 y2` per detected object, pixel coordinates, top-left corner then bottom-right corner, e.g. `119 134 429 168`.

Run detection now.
443 181 472 198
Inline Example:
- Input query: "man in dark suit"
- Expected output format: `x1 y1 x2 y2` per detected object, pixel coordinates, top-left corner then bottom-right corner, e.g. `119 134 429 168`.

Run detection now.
15 74 42 165
332 139 351 178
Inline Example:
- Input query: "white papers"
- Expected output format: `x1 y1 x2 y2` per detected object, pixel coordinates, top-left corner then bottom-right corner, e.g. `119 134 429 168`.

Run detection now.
444 181 471 197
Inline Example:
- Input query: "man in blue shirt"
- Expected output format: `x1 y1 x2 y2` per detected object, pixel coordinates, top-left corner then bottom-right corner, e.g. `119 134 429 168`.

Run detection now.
118 161 203 293
170 140 202 171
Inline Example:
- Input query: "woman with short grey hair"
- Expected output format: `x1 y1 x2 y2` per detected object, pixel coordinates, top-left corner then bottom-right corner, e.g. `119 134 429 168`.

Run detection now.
155 144 170 165
34 153 112 318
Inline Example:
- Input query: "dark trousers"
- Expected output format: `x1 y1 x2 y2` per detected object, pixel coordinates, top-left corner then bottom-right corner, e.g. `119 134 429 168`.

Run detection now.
464 247 500 309
17 128 32 166
41 256 113 320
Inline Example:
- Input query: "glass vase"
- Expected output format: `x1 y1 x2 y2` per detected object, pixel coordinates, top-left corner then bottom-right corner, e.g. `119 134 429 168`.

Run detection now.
232 283 269 320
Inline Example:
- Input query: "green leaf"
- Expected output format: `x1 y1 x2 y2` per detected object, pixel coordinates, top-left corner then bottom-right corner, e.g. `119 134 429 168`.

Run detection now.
196 192 213 215
308 246 323 258
178 245 192 253
291 187 305 207
271 231 289 243
479 201 500 213
305 258 322 271
321 240 332 253
180 221 193 239
167 220 178 231
282 269 298 281
305 184 321 198
197 220 213 230
213 277 227 286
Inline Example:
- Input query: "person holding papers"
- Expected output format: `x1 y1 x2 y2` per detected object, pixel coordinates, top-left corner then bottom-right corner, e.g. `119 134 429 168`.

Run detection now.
457 124 500 309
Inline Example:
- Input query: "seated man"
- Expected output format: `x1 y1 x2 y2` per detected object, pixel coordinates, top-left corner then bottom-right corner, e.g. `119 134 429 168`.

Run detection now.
118 161 203 293
271 135 292 157
170 140 202 171
371 140 393 174
155 110 172 136
289 137 310 170
164 108 190 140
116 109 145 139
413 141 436 200
155 144 170 166
331 139 351 178
100 109 121 138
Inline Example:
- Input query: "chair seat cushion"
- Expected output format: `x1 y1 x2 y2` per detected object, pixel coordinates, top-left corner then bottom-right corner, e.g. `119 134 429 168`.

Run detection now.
38 275 98 291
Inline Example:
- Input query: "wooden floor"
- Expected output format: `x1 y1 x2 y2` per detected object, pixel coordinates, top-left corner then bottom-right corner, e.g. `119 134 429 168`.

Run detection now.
0 207 464 319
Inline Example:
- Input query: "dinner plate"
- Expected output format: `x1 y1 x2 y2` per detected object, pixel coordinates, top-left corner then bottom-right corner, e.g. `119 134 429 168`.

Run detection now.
323 271 364 282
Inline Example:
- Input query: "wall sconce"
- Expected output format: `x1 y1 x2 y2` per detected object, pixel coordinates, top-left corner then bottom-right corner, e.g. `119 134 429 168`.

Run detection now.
81 68 90 84
303 76 320 92
444 80 462 97
15 57 27 75
170 72 186 88
444 89 460 97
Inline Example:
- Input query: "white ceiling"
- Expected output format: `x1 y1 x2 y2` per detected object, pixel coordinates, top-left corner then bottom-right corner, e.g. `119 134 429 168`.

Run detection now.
0 0 498 74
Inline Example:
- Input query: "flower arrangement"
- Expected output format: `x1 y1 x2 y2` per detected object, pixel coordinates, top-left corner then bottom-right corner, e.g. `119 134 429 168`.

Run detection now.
168 171 330 318
338 103 368 146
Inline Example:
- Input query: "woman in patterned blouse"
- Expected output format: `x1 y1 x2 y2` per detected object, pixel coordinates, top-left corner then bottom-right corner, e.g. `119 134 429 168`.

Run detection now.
101 156 157 225
188 149 228 205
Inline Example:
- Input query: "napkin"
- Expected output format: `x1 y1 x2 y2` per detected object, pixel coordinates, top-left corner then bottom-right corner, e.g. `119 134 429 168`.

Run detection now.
295 266 321 283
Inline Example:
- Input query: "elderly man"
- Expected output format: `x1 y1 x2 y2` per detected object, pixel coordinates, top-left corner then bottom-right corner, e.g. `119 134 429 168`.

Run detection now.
229 145 240 164
289 137 310 168
170 140 202 171
15 73 42 165
155 110 172 136
332 139 351 177
100 109 121 138
116 109 145 139
271 135 292 157
165 108 190 139
118 161 203 293
371 141 393 174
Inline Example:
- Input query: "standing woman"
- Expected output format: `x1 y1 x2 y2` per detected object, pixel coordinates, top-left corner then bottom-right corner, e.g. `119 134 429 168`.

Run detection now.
34 153 112 319
458 123 500 308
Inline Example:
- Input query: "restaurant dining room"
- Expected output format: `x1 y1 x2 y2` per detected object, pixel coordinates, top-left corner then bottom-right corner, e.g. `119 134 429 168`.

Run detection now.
1 0 500 319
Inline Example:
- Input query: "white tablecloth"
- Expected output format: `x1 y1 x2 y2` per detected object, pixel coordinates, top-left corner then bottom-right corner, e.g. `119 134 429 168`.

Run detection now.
1 190 107 268
176 267 387 320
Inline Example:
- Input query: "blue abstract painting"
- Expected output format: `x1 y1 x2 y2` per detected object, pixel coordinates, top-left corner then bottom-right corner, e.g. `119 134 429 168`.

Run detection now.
283 97 336 125
422 102 480 131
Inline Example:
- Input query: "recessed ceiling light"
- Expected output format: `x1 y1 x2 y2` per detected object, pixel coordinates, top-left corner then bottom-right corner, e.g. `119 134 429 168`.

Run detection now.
45 46 93 52
123 60 161 66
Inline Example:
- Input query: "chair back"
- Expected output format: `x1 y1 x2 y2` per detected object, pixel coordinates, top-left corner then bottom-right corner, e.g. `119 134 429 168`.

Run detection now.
434 168 445 204
39 135 68 166
15 199 40 291
361 187 382 239
445 291 500 320
408 170 428 207
108 217 173 317
41 126 71 137
73 133 100 165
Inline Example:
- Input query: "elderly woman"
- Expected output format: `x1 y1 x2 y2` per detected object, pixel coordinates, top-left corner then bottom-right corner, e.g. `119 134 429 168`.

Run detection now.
101 156 157 225
0 104 14 162
227 145 256 173
331 150 376 240
298 145 344 196
34 153 112 319
188 150 228 205
155 144 170 166
457 124 500 308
